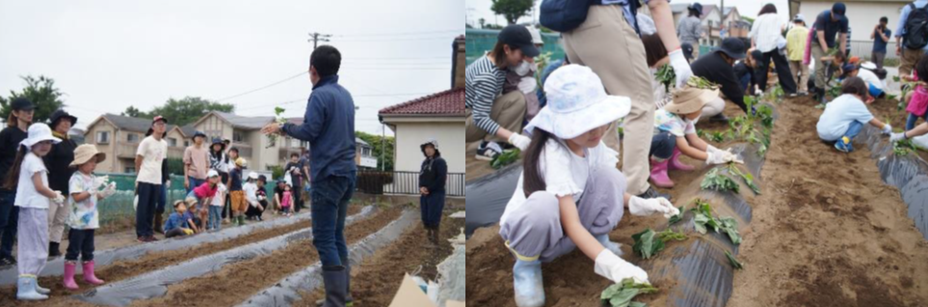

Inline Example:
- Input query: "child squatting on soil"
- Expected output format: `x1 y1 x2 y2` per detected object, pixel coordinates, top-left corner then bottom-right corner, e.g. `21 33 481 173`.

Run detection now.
498 65 680 307
816 77 893 153
62 144 116 290
164 200 196 238
649 87 742 188
4 124 65 300
902 54 928 130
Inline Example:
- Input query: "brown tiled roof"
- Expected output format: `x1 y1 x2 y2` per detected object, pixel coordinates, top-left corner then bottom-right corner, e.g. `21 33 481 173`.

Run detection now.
378 88 464 116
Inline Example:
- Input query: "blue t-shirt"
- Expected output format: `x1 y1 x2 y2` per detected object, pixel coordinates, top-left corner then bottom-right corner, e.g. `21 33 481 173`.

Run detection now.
873 28 892 53
163 212 189 232
812 10 849 48
816 94 875 141
229 168 243 191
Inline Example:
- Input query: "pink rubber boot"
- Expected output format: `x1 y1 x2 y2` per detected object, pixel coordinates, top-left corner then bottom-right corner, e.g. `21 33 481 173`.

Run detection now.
649 158 675 188
82 260 105 285
668 148 695 171
63 261 79 290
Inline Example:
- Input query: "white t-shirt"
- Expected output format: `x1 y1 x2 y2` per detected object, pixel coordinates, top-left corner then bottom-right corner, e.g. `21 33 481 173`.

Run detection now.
816 94 875 141
136 136 168 184
211 183 227 207
68 172 100 229
500 139 619 224
750 13 786 53
243 182 259 204
654 109 697 137
858 69 884 91
15 152 50 209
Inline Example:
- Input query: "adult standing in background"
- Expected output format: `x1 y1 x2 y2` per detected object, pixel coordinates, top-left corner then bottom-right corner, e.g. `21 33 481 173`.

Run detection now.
0 98 34 266
183 131 209 195
285 153 304 213
418 139 446 246
557 0 692 200
300 148 311 209
810 3 850 104
43 110 78 258
749 4 798 96
786 15 810 95
261 45 358 307
677 3 704 59
896 0 928 76
135 116 168 242
872 17 892 70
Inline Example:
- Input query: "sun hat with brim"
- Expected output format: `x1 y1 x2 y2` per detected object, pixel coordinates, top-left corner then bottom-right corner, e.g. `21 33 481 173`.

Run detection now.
714 37 746 60
235 157 246 167
523 64 631 139
664 87 720 115
860 61 877 70
20 123 61 148
70 144 106 167
49 110 78 128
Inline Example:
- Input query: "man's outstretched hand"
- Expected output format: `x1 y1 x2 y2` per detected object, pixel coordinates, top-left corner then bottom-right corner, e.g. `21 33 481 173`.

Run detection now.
261 123 284 135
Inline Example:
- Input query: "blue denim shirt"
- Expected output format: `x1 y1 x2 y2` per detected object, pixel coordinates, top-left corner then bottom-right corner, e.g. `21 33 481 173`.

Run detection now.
283 75 357 184
163 212 189 232
896 0 928 51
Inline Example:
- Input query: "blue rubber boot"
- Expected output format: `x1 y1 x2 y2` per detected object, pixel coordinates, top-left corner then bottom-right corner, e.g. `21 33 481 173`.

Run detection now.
595 234 623 256
835 136 853 153
513 259 545 307
16 275 48 300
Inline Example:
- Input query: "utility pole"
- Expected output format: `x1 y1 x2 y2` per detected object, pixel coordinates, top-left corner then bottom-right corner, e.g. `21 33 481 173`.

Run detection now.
308 32 332 49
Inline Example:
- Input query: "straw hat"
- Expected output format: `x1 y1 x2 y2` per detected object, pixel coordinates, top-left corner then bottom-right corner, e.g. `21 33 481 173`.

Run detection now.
20 123 61 148
70 144 106 167
235 157 246 167
524 64 631 139
664 87 720 115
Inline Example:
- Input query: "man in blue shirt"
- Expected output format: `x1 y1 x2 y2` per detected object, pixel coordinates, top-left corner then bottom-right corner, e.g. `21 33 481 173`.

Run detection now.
261 45 356 307
810 3 850 103
895 0 928 76
872 17 892 70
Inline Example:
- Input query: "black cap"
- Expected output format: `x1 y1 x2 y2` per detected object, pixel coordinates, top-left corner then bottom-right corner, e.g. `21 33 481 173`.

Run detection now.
10 98 35 111
750 50 763 61
193 131 207 139
49 110 77 128
498 25 540 58
716 37 746 60
689 3 703 14
832 3 846 16
258 175 267 182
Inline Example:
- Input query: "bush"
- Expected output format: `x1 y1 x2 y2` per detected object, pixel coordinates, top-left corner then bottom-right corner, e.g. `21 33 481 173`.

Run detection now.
269 165 284 181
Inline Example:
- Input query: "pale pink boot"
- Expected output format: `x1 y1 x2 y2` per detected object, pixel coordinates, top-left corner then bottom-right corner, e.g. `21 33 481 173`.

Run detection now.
668 148 695 171
82 260 105 285
63 261 79 290
649 158 675 188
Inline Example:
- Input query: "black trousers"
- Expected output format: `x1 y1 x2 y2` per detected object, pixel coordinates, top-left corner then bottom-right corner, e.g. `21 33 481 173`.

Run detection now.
756 49 798 94
65 229 95 261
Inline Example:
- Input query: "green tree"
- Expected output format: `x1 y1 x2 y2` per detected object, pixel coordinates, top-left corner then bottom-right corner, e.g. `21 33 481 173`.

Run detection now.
121 106 144 118
491 0 533 25
146 96 234 126
0 76 65 124
356 131 395 171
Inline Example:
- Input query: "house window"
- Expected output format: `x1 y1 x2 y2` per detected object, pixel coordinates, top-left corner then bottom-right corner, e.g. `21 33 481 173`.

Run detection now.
233 130 244 143
184 140 190 147
168 138 178 147
96 131 109 144
362 147 372 157
127 133 139 143
125 167 135 173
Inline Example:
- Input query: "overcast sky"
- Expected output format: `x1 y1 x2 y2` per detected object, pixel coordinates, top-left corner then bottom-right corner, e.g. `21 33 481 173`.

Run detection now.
466 0 792 27
0 0 464 135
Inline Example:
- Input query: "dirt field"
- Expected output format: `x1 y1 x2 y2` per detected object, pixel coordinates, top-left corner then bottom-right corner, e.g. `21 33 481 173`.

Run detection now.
466 96 928 307
298 213 464 306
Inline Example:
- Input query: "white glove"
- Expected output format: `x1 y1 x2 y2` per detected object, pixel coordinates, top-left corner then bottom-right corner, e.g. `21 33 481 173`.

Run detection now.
93 176 109 191
594 249 650 284
669 49 694 88
890 132 907 142
100 183 117 198
882 124 893 135
628 196 679 218
258 195 267 201
508 133 532 151
706 145 720 154
52 191 65 204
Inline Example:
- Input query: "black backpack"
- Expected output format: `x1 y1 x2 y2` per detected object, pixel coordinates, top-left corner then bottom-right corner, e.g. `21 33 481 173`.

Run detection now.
540 0 641 34
904 3 928 49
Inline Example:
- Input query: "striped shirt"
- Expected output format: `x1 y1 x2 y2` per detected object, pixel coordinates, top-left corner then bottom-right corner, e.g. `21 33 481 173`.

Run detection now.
465 55 507 135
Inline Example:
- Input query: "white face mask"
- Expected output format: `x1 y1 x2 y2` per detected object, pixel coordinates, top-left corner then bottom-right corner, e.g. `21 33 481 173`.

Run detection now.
512 60 536 76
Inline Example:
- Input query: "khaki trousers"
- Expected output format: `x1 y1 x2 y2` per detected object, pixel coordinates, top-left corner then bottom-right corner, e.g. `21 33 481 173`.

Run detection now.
811 42 828 89
47 200 70 243
900 47 925 77
563 5 654 195
465 91 526 144
788 60 809 93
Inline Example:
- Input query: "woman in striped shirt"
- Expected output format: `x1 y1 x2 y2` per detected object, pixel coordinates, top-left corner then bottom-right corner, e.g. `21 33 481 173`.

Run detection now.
466 25 538 161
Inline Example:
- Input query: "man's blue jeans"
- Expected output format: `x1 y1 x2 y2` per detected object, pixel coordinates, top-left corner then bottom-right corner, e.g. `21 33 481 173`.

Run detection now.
186 176 204 195
844 121 864 140
311 172 356 268
0 190 18 259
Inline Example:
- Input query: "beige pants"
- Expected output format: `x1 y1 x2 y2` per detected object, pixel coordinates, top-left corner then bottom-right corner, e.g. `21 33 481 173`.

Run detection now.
788 60 809 93
465 91 526 143
900 47 925 77
563 5 653 195
811 42 828 89
47 200 70 243
702 97 727 118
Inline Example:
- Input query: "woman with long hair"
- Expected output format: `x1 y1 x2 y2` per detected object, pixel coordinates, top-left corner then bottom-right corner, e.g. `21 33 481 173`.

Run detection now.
0 98 35 266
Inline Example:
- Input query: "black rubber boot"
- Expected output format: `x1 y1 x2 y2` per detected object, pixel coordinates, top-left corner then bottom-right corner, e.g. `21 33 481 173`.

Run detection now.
153 213 164 234
637 187 672 201
345 265 353 306
48 242 60 258
321 266 347 307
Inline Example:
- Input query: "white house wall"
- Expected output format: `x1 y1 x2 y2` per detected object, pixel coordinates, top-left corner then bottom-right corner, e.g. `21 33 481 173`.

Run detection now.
798 1 906 44
393 122 464 174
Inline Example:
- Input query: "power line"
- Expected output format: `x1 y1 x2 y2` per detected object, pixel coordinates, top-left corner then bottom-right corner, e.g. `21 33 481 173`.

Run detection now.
332 36 456 43
215 71 308 102
308 31 332 49
333 29 461 37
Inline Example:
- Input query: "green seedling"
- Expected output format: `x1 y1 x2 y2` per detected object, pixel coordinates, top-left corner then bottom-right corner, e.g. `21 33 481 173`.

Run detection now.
894 139 917 156
657 228 688 242
700 167 740 193
266 107 288 148
601 278 658 307
690 199 742 244
686 76 720 89
656 64 676 94
727 163 761 195
490 148 521 169
707 131 726 143
668 205 686 225
632 228 665 259
725 250 744 269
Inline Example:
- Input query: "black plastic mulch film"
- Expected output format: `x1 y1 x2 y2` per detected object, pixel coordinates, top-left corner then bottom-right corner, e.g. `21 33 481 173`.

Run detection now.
74 206 379 307
237 209 418 307
0 207 375 286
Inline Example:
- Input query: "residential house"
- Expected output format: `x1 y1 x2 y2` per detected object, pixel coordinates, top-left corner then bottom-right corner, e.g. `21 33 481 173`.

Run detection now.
790 0 905 59
668 4 749 47
192 111 305 173
83 114 191 173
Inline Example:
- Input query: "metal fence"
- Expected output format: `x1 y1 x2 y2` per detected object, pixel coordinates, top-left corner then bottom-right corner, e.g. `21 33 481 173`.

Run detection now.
355 171 466 197
848 40 899 60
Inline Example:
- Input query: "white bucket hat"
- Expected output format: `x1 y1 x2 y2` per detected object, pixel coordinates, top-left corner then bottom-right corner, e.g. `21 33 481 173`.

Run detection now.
524 64 631 139
248 172 258 180
20 123 61 148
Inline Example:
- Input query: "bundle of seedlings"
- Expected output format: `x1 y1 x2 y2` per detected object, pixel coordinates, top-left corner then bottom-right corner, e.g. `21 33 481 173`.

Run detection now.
631 228 689 260
600 278 659 307
490 148 521 169
690 199 742 245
